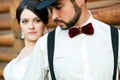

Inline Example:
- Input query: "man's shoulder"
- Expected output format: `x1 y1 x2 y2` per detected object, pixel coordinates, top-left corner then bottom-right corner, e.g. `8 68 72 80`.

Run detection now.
37 33 48 45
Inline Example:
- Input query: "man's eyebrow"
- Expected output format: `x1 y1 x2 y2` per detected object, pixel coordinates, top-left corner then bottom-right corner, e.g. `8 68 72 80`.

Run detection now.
51 2 61 6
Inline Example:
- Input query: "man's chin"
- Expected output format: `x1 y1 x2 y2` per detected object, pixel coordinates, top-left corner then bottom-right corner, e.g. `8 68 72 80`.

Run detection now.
59 25 69 30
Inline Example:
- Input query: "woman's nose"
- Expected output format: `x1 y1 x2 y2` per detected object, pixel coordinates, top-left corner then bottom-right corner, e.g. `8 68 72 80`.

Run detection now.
29 22 34 29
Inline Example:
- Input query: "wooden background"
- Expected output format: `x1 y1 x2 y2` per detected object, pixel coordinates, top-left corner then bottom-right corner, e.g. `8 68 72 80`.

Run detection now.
0 0 120 80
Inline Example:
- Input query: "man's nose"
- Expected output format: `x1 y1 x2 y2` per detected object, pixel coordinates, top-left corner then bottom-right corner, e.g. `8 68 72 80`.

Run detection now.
50 9 59 20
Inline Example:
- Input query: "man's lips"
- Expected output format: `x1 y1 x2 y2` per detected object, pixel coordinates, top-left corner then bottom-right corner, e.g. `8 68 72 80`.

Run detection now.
54 19 64 24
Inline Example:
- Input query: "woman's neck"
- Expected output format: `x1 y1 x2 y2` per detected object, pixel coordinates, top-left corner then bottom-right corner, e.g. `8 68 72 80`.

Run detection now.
24 39 36 48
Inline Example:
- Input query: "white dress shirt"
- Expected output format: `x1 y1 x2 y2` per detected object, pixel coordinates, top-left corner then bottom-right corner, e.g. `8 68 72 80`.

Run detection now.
24 12 120 80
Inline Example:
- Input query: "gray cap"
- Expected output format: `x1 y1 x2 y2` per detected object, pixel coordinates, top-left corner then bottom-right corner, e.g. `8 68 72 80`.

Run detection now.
37 0 57 10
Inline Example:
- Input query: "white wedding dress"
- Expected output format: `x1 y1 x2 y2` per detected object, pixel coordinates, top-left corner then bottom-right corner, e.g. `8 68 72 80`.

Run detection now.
3 52 31 80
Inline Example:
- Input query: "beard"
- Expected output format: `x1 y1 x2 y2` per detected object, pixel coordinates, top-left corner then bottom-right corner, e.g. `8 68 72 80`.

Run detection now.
54 4 82 30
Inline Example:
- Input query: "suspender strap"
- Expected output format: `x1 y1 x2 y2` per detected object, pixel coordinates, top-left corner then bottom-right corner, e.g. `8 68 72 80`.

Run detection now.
47 29 56 80
110 26 119 80
47 26 119 80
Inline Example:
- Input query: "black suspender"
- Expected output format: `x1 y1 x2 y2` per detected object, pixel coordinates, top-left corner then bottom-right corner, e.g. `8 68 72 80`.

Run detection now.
47 29 56 80
110 26 119 80
47 26 119 80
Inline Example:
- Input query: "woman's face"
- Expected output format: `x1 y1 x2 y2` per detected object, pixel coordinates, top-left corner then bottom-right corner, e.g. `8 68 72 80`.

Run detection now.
20 9 46 42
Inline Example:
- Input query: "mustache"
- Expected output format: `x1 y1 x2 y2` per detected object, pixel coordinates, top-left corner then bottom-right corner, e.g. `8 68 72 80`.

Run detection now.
54 19 65 23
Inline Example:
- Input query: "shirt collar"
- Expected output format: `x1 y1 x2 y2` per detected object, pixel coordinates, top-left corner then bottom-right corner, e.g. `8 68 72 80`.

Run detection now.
81 10 94 27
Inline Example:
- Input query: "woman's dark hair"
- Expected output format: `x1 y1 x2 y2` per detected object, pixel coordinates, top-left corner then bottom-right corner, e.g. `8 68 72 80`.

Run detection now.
16 0 48 24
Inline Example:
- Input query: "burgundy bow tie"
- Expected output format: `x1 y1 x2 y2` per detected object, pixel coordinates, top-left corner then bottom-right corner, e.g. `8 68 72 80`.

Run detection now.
68 23 94 38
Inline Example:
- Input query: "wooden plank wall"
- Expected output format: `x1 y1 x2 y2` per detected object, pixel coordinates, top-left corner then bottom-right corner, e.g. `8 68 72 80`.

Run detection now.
0 0 120 80
0 0 24 79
